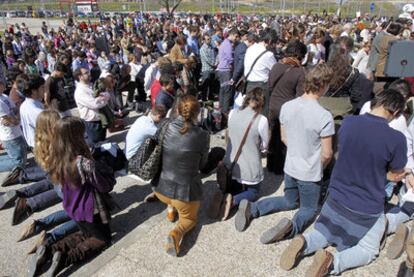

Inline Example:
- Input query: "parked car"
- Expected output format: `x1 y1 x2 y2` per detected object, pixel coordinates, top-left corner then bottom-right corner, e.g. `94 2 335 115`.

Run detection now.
6 11 18 18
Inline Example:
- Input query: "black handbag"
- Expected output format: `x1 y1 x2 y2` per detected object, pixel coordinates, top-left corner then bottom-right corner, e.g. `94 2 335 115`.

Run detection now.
128 120 170 181
216 113 259 193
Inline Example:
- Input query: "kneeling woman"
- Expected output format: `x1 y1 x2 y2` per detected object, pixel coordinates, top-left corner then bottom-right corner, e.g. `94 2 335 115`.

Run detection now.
219 88 269 220
154 95 210 256
28 116 116 277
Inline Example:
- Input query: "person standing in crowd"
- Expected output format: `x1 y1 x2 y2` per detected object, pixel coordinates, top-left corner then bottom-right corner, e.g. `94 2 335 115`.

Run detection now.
45 63 76 116
127 53 143 109
267 40 307 175
74 67 110 146
280 89 407 276
214 88 269 221
216 28 239 115
28 116 116 277
232 30 251 87
169 35 194 91
244 28 277 116
154 95 209 256
235 65 334 246
200 34 218 102
373 22 403 81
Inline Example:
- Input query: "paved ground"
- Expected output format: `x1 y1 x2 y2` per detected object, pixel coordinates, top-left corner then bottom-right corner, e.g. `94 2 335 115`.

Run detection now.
0 107 409 277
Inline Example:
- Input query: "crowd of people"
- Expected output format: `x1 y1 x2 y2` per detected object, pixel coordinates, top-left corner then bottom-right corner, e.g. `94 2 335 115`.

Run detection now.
0 8 414 276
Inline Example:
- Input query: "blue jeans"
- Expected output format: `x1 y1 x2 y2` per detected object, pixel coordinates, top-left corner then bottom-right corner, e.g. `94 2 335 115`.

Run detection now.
36 210 78 245
0 136 27 172
18 178 61 212
228 179 260 206
251 174 321 238
303 214 386 274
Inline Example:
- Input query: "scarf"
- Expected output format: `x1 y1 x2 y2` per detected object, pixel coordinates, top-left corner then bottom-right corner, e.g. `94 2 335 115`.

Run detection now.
280 57 301 67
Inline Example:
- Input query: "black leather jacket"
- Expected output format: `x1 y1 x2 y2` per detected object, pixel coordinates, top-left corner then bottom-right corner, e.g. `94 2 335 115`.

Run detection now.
155 116 210 202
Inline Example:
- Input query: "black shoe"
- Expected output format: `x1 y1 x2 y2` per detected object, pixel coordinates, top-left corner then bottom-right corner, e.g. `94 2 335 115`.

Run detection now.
12 197 32 225
1 167 22 187
260 217 293 244
27 245 47 277
235 199 252 232
0 190 17 209
45 251 62 277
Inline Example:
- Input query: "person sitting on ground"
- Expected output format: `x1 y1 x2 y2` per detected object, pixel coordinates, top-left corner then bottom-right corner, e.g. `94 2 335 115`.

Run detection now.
279 89 408 276
234 65 335 246
0 79 27 182
28 116 116 277
125 104 167 161
155 74 175 112
153 95 209 257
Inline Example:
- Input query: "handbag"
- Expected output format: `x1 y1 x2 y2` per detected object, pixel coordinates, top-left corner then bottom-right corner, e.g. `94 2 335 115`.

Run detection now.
216 112 260 193
235 50 268 94
128 120 170 181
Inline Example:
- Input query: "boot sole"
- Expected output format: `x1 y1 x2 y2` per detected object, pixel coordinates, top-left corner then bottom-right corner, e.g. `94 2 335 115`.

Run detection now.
0 190 17 210
305 250 333 277
46 251 62 277
221 194 233 221
27 245 46 277
166 235 178 257
387 224 409 260
260 218 292 244
235 200 250 232
280 235 305 271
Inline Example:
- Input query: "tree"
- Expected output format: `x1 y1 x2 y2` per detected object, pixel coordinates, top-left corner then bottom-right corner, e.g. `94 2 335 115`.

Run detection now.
159 0 183 17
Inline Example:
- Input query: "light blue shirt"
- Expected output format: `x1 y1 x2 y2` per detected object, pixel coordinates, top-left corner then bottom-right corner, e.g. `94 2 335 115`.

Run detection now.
187 36 200 56
20 98 44 148
125 115 158 160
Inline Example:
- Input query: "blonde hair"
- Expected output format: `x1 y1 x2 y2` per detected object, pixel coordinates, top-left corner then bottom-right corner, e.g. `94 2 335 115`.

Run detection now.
34 110 61 172
178 95 200 134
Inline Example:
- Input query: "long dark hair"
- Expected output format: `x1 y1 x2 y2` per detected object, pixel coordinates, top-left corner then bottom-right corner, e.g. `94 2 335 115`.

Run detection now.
48 117 92 185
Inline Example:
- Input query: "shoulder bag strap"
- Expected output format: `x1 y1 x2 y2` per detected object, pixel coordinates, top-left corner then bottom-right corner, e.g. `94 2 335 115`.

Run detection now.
235 50 268 88
230 112 260 171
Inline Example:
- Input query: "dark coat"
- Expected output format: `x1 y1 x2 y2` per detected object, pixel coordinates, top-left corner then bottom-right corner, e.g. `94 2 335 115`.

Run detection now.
232 41 248 83
268 63 305 122
155 117 210 202
326 68 374 114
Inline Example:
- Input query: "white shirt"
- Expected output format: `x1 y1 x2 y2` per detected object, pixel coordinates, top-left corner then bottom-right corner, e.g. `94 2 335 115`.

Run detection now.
125 115 157 160
129 62 143 82
20 98 44 148
74 82 109 122
352 49 370 77
0 94 22 141
244 43 276 83
307 43 325 65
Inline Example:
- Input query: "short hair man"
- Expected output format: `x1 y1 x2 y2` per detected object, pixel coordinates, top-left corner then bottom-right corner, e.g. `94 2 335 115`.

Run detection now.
125 105 167 160
281 89 407 276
